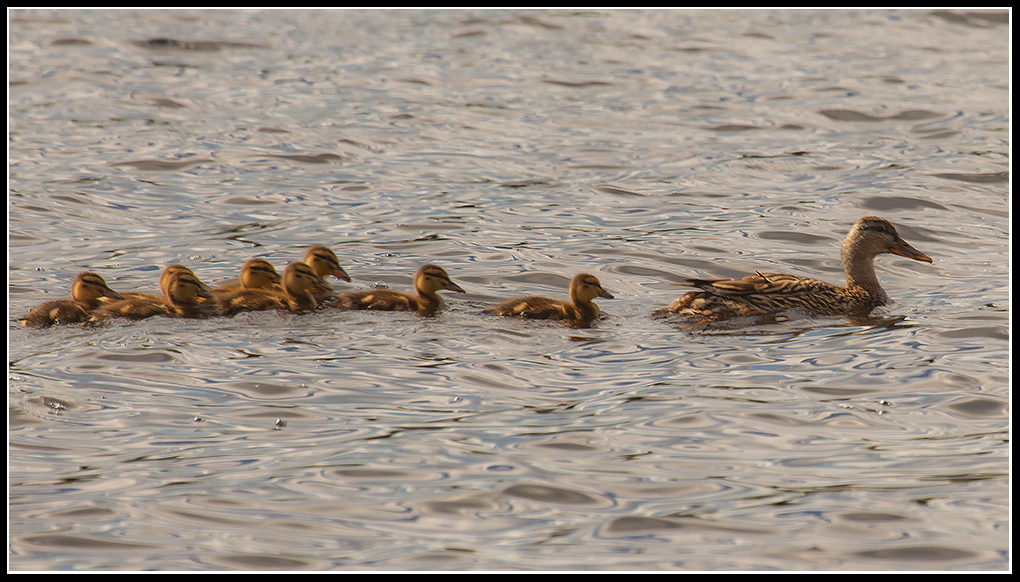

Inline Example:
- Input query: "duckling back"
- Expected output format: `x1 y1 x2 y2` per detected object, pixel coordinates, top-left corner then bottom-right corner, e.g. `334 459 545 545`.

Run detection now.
487 296 582 320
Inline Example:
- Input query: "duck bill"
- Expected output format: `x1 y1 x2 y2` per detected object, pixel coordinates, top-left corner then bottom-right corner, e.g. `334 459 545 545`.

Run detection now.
598 288 615 299
445 281 466 294
195 280 215 300
313 276 333 294
891 238 933 263
332 266 352 283
104 289 125 300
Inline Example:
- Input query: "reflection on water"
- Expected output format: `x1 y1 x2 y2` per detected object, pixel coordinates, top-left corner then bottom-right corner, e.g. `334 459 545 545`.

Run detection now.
9 8 1008 571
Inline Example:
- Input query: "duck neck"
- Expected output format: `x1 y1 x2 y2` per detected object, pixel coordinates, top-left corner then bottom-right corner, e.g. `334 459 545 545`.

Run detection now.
76 294 104 310
416 283 443 306
288 291 317 311
418 291 443 307
283 279 317 311
569 289 599 318
841 241 882 294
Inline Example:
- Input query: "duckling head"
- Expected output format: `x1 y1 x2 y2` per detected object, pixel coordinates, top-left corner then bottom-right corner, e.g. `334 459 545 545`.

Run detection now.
73 272 124 304
416 264 465 296
165 269 214 305
284 262 332 296
239 258 281 289
569 273 614 305
159 264 198 299
304 245 351 282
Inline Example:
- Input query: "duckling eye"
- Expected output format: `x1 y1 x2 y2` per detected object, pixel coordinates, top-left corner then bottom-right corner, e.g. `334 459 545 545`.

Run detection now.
314 252 338 266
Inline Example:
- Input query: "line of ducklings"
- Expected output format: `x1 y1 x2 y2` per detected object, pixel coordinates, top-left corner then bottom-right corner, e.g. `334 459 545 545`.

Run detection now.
20 245 612 327
20 216 933 329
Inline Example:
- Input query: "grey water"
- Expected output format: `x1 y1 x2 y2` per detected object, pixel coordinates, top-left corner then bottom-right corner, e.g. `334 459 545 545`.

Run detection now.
8 9 1009 571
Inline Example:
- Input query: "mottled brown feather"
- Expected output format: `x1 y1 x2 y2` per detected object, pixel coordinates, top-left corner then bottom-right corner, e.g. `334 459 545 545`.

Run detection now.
652 216 932 321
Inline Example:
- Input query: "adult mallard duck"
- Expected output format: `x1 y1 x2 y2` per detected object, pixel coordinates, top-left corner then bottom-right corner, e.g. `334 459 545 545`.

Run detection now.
214 262 331 317
335 264 464 316
486 273 614 323
212 258 281 292
20 272 124 327
651 216 933 321
91 266 214 321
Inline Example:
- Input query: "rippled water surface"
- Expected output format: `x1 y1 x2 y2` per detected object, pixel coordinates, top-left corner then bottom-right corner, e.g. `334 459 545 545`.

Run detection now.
9 9 1009 571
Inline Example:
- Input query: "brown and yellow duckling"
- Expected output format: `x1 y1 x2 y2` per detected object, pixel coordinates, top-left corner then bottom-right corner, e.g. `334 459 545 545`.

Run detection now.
91 265 214 321
304 245 351 284
300 245 352 305
20 272 124 327
212 258 281 292
486 273 614 323
335 264 464 316
214 262 331 317
651 216 933 321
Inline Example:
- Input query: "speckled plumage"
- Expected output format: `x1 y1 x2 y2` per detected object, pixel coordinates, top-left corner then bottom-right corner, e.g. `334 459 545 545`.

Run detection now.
652 216 933 321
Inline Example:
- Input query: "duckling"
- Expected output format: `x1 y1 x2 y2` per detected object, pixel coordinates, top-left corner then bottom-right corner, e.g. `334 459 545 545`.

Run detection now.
486 273 614 323
304 245 351 283
300 245 351 304
20 272 124 327
91 266 214 321
212 258 281 292
651 216 933 321
214 262 331 317
335 264 464 316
